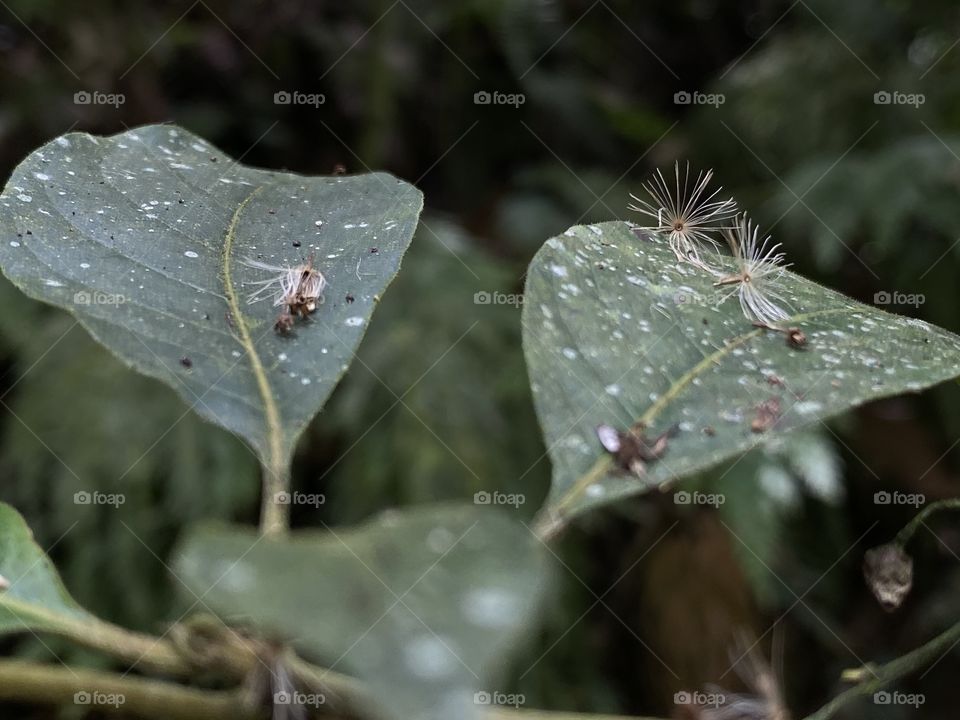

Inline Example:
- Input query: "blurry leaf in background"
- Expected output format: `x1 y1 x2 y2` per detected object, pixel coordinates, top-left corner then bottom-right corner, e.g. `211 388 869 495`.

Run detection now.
317 217 549 523
0 503 95 635
175 503 552 720
0 273 259 633
0 124 423 468
699 429 845 606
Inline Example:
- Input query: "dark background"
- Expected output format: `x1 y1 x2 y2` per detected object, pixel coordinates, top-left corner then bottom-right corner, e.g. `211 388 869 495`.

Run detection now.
1 0 959 717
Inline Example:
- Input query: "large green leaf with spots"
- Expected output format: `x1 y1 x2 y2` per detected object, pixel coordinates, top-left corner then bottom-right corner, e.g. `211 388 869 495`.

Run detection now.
175 504 551 720
0 125 422 510
525 221 960 535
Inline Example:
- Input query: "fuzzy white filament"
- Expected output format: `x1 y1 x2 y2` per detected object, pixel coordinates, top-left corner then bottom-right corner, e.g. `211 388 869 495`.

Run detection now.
714 215 791 326
629 161 738 269
242 258 327 309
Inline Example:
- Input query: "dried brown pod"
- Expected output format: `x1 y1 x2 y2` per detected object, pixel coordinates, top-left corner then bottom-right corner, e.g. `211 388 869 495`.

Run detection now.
863 543 913 611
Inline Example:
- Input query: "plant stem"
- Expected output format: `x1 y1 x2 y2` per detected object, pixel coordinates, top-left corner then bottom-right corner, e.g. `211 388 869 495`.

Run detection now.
259 461 290 538
58 615 190 677
803 617 960 720
895 498 960 548
0 660 257 720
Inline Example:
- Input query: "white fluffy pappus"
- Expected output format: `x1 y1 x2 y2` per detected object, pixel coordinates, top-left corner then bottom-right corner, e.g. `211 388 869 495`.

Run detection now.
629 161 738 269
713 214 791 326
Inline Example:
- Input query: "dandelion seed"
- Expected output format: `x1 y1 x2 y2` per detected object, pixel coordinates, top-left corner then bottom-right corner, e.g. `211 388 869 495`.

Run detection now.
714 215 791 326
629 161 737 268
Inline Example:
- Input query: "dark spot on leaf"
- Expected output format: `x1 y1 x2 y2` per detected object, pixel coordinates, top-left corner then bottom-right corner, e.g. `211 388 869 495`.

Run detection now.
179 356 193 369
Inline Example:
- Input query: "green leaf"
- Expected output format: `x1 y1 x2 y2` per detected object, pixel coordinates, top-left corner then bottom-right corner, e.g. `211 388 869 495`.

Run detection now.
0 124 422 471
0 503 95 635
174 504 551 720
524 221 960 531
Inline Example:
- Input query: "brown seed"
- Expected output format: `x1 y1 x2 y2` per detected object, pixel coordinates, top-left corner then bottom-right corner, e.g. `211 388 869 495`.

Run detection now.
274 311 295 334
787 328 806 348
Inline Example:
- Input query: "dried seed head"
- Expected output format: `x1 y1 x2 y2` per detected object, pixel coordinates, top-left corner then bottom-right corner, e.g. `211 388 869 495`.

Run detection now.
629 161 737 269
715 214 791 326
242 257 328 310
863 543 913 611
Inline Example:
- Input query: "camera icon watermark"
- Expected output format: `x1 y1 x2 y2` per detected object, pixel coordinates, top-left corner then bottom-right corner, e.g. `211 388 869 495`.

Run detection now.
74 90 125 108
273 491 325 508
674 490 725 508
874 490 925 508
74 690 125 708
873 690 924 707
273 691 326 707
74 490 126 508
674 690 725 708
473 690 525 708
274 90 326 108
873 290 924 308
474 290 524 307
873 90 925 108
73 290 126 306
673 90 725 108
673 289 702 306
474 90 525 108
473 490 526 508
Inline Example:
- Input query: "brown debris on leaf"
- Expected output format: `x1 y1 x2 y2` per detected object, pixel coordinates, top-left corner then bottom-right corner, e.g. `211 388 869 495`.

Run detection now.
786 327 806 349
752 321 807 350
751 398 782 433
863 543 913 611
596 422 678 476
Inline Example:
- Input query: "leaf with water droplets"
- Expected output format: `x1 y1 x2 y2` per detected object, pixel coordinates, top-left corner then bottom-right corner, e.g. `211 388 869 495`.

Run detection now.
0 125 422 491
174 504 551 720
524 221 960 534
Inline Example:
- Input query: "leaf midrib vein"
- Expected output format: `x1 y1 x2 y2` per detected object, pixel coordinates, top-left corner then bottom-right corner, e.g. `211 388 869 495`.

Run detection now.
222 186 284 473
